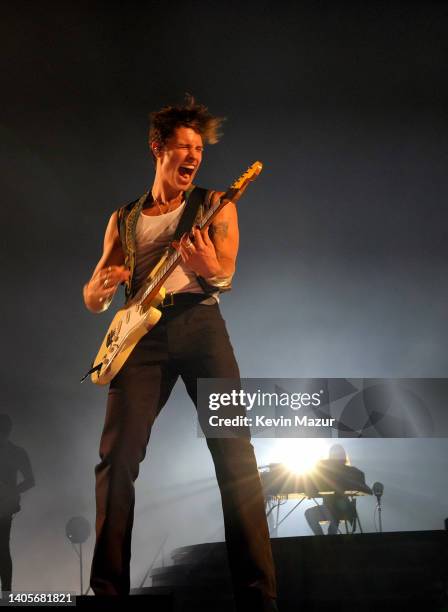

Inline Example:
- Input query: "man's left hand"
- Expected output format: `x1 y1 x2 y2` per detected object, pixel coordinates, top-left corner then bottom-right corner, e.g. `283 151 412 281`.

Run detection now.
172 226 221 278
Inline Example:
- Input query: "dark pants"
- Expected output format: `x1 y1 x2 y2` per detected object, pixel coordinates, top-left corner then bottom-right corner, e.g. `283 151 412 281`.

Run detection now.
305 504 339 536
0 516 12 592
90 302 276 609
305 496 356 536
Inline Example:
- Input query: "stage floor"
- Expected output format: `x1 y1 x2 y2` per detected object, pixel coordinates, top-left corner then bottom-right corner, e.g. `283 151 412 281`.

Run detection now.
76 530 448 611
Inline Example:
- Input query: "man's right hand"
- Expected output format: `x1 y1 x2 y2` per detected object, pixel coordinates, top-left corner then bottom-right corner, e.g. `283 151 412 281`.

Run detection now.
84 265 130 313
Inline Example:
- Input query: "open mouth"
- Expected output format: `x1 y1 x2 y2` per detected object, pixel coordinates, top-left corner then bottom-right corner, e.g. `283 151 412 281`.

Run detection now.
179 166 195 180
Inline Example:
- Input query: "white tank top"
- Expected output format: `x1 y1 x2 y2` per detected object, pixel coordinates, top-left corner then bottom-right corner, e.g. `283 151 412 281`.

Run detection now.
133 203 205 295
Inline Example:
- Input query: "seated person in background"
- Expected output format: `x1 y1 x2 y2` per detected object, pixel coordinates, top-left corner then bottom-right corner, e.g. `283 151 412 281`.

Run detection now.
304 444 355 535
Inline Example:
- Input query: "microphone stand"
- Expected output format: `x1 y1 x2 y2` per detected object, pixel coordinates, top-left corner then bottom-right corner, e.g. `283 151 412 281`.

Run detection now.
373 482 384 533
377 496 383 533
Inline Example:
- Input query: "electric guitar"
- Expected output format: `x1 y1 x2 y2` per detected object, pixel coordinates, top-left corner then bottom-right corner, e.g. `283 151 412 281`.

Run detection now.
85 161 263 385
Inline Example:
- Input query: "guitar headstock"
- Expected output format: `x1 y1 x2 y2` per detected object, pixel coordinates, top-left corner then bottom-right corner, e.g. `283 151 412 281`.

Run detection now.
230 161 263 191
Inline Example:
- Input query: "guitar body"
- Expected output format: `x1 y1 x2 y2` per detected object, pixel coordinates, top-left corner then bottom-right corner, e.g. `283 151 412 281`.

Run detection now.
91 288 165 385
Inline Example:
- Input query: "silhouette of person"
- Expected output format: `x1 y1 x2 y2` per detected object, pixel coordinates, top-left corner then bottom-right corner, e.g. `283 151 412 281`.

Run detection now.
0 415 34 593
305 444 355 535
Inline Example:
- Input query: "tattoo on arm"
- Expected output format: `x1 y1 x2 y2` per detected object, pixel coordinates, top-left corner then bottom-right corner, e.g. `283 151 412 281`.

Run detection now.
211 221 229 240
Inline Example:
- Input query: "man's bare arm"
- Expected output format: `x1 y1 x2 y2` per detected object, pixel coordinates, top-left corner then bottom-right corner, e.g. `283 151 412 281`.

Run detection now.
208 195 239 280
83 211 130 313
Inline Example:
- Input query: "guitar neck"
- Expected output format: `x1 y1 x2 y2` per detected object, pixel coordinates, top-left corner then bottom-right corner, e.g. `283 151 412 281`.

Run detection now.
138 186 240 305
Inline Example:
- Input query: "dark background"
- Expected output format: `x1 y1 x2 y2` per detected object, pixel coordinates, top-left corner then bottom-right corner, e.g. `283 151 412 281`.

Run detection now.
1 0 447 593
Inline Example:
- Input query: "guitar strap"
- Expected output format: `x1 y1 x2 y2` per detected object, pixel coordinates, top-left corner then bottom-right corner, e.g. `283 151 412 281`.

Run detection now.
172 186 209 242
171 186 219 296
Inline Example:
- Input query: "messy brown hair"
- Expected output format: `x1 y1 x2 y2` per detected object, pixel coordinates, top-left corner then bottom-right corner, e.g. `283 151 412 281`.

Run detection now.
149 94 224 158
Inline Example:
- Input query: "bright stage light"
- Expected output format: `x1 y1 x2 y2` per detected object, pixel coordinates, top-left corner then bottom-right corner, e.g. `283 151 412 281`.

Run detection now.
266 439 329 475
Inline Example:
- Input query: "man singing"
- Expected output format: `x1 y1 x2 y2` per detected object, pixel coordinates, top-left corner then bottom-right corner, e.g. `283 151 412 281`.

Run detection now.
83 96 277 611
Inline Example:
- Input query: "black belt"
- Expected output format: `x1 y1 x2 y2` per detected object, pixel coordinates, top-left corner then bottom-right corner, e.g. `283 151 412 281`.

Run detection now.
159 292 210 308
